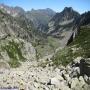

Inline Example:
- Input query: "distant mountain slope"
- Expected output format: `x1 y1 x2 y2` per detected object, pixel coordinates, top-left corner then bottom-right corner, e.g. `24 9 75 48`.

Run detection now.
80 11 90 26
26 8 56 32
48 7 80 35
0 4 47 41
0 4 25 17
48 7 80 46
0 4 56 32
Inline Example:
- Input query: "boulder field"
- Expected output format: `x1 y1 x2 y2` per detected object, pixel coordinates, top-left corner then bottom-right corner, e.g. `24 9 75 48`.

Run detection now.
0 57 90 90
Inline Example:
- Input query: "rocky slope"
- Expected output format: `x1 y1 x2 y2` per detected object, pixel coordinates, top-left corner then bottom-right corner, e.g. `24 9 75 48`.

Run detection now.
48 7 80 46
0 7 36 68
0 56 90 90
0 6 34 42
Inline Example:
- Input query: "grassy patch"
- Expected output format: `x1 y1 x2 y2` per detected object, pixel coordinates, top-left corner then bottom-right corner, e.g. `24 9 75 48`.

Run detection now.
35 36 61 58
35 44 54 58
48 36 61 50
70 26 90 58
1 40 25 68
52 47 73 66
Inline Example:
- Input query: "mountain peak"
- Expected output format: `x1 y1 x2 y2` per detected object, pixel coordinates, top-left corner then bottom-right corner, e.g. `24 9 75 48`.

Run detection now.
50 7 80 23
64 7 73 11
62 7 75 14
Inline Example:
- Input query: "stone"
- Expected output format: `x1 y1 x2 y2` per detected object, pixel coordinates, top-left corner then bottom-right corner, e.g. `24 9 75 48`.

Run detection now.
71 78 79 89
33 82 40 88
64 74 71 81
73 57 82 64
58 81 70 90
70 67 80 78
79 76 86 86
84 74 89 82
47 77 60 86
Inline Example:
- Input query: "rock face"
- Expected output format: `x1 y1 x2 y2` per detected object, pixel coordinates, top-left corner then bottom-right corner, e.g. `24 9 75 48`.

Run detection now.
48 7 80 46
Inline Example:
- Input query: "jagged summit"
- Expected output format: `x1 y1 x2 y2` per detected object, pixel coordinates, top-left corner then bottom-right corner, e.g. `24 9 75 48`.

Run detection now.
63 7 73 12
51 7 80 22
48 7 80 46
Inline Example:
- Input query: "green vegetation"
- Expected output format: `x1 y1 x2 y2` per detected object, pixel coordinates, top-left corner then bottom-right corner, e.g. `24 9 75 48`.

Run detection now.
35 36 61 58
1 40 25 68
52 47 73 66
70 26 90 58
48 36 61 52
52 26 90 66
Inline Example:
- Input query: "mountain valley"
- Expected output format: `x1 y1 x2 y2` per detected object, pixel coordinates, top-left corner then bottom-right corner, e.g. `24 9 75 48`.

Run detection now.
0 4 90 90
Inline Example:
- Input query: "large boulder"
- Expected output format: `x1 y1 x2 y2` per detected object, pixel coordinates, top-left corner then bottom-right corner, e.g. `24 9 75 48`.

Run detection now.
47 77 60 86
47 76 70 90
47 75 64 86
